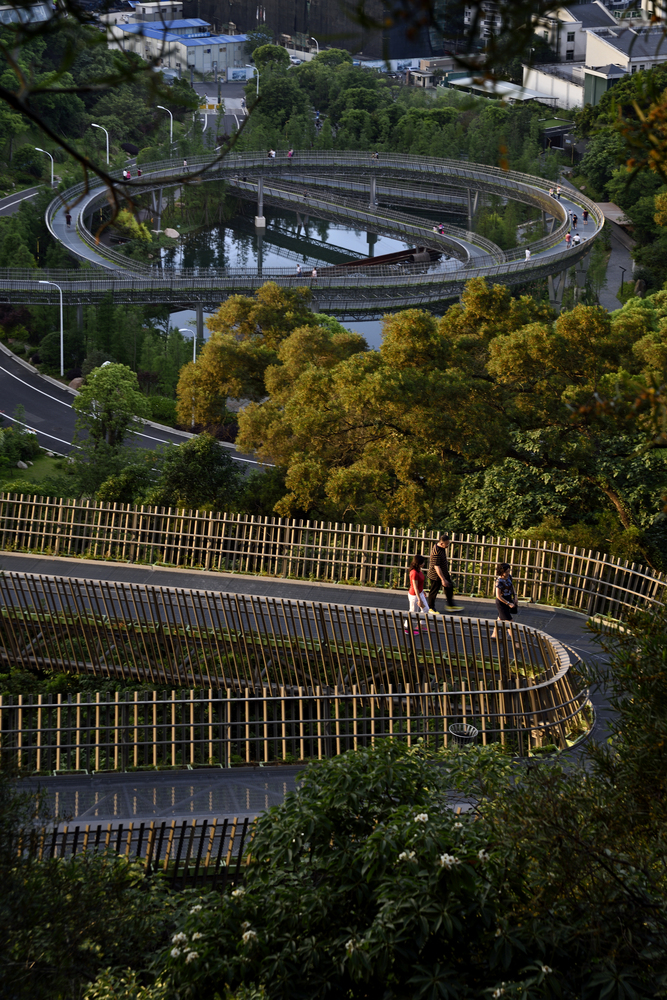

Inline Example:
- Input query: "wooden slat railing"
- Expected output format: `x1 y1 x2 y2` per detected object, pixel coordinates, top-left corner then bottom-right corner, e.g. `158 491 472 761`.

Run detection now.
0 496 662 619
0 670 588 769
15 816 252 888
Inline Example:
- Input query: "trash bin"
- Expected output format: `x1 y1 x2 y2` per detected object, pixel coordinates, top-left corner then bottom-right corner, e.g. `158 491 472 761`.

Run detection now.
448 722 478 746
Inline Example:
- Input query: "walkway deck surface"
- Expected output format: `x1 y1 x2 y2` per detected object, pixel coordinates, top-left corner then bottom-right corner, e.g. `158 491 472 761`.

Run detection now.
4 551 613 825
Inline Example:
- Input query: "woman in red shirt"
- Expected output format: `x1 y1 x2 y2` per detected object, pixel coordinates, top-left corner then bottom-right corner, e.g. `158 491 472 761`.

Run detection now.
408 554 430 616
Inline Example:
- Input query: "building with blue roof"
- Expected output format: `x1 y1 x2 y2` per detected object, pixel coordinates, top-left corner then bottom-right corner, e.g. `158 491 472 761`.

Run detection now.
109 17 248 77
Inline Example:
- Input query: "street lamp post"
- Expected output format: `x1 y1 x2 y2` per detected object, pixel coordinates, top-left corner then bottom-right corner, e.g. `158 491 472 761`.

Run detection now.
620 265 627 298
158 105 173 145
34 148 54 188
39 280 64 378
90 123 110 164
310 36 319 54
255 63 260 96
180 328 197 428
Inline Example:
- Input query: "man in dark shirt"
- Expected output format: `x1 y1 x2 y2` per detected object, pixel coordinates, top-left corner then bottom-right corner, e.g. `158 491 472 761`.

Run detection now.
426 533 464 613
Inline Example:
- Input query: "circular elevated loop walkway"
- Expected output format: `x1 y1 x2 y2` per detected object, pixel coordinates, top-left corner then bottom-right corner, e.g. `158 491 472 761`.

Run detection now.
0 151 603 318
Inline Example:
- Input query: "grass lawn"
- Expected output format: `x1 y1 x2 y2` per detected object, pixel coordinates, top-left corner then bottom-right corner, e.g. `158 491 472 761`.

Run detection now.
0 453 63 485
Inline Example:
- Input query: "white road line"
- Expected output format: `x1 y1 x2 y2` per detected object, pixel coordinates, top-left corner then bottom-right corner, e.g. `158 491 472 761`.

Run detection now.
0 360 73 407
0 190 39 212
0 412 76 448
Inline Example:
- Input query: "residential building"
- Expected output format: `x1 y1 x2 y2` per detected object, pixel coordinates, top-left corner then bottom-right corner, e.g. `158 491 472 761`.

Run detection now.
539 2 617 61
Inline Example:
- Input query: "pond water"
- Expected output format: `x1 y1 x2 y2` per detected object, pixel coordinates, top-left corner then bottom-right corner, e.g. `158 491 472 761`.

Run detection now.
162 203 414 272
167 201 457 348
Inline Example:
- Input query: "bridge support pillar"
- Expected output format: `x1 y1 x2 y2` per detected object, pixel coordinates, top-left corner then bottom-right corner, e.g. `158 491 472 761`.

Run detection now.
467 189 479 230
548 269 567 313
255 176 266 229
367 232 377 257
369 174 377 208
76 304 83 330
196 303 204 343
296 212 309 230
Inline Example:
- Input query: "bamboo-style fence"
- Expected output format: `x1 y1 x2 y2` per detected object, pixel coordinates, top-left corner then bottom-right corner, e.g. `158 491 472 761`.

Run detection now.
0 680 587 772
15 816 252 889
0 496 662 619
0 571 567 688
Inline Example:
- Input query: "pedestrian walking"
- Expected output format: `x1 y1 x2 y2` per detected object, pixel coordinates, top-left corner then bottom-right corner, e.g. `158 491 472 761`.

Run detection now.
549 187 554 198
568 209 573 223
573 232 581 245
556 184 561 200
582 208 588 225
287 148 294 160
426 533 464 613
296 263 302 277
183 159 189 172
137 167 142 177
65 212 72 228
565 231 572 247
404 553 430 633
311 266 317 280
525 248 531 261
572 213 578 229
491 562 517 640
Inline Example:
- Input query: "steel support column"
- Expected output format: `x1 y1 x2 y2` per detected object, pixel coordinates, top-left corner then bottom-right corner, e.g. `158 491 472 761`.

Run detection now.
255 176 266 229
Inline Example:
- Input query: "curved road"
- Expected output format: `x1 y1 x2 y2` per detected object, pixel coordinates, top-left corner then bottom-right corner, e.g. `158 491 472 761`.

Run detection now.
0 345 263 464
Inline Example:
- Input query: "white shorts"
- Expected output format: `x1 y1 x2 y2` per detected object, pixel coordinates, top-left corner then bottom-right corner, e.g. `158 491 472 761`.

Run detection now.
408 592 429 615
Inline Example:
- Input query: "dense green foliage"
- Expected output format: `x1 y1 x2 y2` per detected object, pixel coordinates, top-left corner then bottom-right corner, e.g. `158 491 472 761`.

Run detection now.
178 280 665 566
573 66 667 289
239 48 560 181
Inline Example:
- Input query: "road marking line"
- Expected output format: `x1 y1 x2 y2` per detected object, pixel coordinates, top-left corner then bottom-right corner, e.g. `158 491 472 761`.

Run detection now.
0 412 75 448
0 361 73 407
0 190 39 212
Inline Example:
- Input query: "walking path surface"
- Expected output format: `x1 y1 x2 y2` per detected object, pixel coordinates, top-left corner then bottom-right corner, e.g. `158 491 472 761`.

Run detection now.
598 224 635 312
5 551 613 825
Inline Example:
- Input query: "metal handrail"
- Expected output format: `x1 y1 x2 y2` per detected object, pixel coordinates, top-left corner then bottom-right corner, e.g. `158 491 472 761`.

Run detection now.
44 151 604 288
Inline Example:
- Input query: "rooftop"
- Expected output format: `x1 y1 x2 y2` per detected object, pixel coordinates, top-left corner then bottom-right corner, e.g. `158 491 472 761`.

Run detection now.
118 22 246 43
449 77 558 102
561 2 617 28
591 25 667 58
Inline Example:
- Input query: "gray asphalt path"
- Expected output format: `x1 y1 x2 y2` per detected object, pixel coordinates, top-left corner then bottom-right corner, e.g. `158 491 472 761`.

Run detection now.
5 551 611 823
0 184 42 218
598 224 635 311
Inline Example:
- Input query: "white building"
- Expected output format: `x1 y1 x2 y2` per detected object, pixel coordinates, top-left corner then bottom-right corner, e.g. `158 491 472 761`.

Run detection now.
109 19 248 77
525 13 667 107
539 2 617 61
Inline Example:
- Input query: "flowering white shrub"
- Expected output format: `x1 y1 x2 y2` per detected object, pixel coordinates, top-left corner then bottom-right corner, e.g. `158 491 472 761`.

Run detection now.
414 813 428 823
439 854 461 869
397 850 416 862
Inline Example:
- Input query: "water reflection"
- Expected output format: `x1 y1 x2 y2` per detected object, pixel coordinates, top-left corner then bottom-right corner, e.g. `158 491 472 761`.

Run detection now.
161 205 412 273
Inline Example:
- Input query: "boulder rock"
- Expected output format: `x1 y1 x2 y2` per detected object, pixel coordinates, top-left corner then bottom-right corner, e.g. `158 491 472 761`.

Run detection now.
69 377 84 390
16 460 28 469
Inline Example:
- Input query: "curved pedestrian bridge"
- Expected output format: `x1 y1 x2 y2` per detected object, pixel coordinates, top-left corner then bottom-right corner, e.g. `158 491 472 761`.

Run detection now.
0 151 603 317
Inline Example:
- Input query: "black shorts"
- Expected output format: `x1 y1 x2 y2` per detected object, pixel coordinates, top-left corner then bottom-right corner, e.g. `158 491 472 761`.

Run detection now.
496 598 513 622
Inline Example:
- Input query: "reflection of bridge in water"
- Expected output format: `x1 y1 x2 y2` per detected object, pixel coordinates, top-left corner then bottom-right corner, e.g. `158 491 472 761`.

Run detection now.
0 151 604 323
